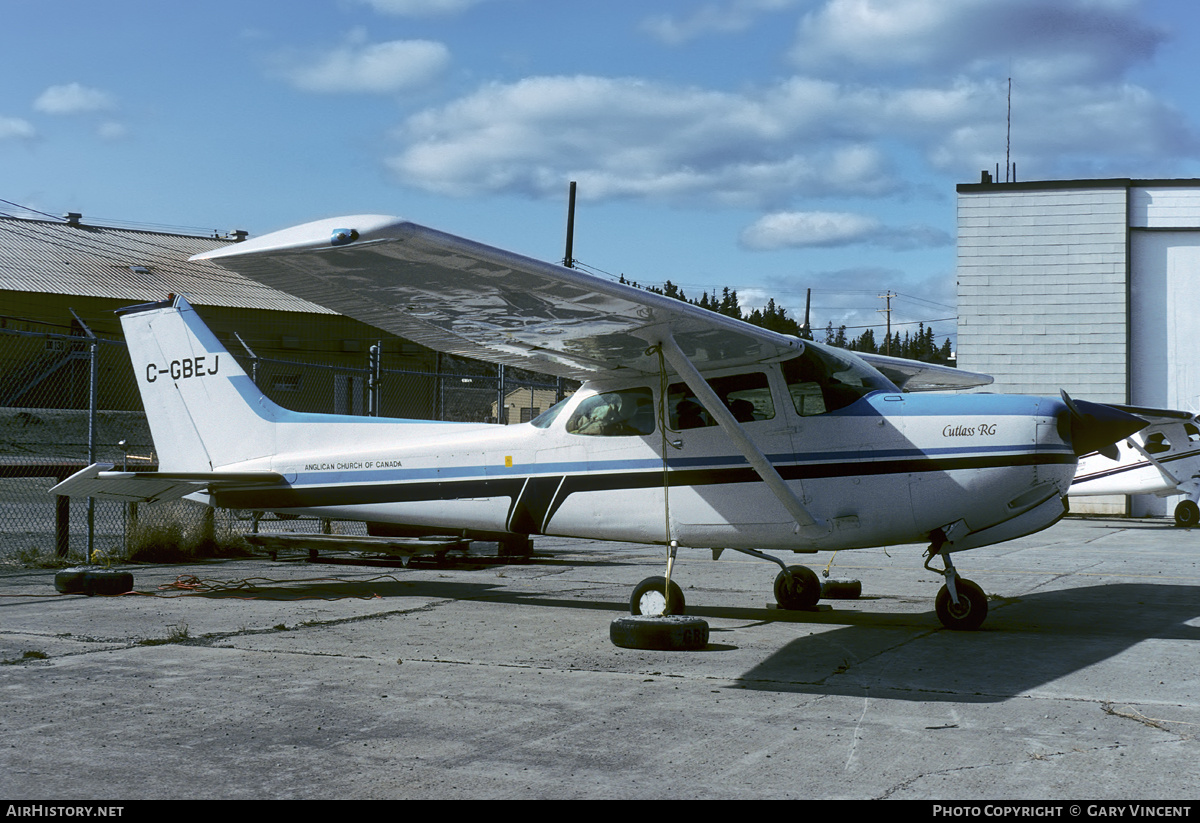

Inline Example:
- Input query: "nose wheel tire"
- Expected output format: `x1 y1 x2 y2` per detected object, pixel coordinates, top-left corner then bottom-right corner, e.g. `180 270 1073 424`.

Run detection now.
934 577 988 630
1174 500 1200 528
630 576 686 616
773 564 821 610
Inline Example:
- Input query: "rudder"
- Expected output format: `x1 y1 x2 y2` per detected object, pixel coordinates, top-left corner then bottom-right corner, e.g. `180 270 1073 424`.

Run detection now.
119 295 278 472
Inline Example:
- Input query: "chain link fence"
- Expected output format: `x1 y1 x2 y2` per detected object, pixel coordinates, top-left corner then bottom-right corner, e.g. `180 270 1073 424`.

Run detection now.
0 321 571 563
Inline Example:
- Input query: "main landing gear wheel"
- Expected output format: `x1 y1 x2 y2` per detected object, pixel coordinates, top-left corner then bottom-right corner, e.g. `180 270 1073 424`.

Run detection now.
1174 500 1200 528
934 577 988 631
773 564 821 610
629 575 685 616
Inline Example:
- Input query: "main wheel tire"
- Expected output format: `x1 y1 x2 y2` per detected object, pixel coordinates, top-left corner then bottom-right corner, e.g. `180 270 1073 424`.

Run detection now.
629 576 685 616
610 615 709 651
1175 500 1200 528
934 577 988 630
773 564 821 610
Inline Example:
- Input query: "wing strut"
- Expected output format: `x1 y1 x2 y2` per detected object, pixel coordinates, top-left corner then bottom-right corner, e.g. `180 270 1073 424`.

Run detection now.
656 334 825 534
1126 438 1184 488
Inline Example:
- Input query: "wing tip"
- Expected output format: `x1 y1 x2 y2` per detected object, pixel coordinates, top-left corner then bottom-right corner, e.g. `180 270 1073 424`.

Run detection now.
191 214 406 262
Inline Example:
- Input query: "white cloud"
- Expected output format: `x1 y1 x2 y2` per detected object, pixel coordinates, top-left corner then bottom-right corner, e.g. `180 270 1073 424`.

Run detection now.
739 210 952 250
355 0 486 15
33 83 115 115
790 0 1164 84
388 75 903 206
741 211 880 248
280 36 450 94
387 68 1200 206
641 0 801 45
97 121 128 140
0 116 36 140
379 0 1199 211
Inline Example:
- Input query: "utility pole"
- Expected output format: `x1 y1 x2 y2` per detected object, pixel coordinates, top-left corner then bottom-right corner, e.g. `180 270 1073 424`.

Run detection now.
878 292 895 355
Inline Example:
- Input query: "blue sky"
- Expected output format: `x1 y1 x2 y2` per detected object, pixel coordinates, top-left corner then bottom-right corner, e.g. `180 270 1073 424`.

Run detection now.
4 0 1200 349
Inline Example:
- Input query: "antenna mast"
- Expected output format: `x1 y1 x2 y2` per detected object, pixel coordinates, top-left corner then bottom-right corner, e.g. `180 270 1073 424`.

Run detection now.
563 181 577 268
1006 77 1012 183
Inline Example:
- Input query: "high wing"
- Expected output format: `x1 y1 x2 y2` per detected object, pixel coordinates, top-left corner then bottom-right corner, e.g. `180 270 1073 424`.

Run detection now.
192 216 802 380
191 215 990 391
50 463 286 504
1107 404 1198 425
858 351 992 392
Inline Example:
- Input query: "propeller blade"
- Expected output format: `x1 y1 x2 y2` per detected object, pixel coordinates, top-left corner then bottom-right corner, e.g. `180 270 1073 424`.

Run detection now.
1060 390 1147 457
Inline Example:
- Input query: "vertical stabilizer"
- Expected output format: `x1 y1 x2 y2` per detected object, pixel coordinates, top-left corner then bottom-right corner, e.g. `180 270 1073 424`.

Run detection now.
119 296 278 472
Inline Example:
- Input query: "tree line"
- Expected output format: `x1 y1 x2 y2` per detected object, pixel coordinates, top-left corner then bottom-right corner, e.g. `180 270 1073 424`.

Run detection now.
619 276 955 364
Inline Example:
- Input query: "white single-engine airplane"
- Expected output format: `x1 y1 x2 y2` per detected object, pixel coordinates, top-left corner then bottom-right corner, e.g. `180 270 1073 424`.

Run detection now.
1071 405 1200 526
51 216 1146 630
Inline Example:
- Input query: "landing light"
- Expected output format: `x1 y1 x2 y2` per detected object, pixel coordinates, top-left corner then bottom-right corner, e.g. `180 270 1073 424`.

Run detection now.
331 228 359 246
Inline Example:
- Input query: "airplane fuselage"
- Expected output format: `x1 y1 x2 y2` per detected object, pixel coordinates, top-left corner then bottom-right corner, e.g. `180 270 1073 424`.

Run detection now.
1073 421 1200 498
205 372 1078 554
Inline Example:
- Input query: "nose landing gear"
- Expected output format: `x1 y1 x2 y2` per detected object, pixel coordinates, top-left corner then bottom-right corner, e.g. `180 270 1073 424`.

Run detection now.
925 540 988 630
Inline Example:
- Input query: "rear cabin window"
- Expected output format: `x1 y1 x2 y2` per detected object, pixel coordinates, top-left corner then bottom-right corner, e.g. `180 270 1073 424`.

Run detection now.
565 387 655 436
782 347 895 416
667 371 774 430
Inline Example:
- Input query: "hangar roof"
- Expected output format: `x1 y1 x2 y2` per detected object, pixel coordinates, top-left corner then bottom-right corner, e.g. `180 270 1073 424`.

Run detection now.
0 215 331 314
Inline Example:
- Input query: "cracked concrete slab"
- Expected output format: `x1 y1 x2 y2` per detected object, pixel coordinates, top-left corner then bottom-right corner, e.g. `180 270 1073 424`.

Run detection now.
1 517 1197 799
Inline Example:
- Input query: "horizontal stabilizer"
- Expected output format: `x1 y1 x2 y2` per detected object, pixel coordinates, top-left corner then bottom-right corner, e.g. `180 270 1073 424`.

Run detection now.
49 463 285 503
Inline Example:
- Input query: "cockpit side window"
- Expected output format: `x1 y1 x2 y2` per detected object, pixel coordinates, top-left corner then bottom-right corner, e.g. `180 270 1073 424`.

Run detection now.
667 371 774 430
781 346 895 416
565 387 655 436
530 396 571 429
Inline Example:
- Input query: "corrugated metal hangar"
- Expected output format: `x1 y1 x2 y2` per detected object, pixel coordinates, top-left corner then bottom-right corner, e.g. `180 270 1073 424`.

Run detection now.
957 177 1200 515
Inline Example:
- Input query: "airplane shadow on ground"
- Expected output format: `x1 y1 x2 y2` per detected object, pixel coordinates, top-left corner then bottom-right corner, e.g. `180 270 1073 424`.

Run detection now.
182 572 1200 703
730 582 1200 701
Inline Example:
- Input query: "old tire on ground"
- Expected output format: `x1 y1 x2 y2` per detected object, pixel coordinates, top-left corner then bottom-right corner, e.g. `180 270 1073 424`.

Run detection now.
821 577 862 599
55 567 134 596
773 564 821 610
1174 500 1200 528
610 615 709 651
85 569 134 596
54 567 91 594
629 576 686 616
934 577 988 630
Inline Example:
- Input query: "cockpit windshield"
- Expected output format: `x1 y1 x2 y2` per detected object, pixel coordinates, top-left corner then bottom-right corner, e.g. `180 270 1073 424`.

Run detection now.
782 345 897 416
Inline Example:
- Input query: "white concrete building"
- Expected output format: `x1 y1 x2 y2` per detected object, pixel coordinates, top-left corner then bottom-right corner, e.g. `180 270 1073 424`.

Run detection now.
957 177 1200 514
